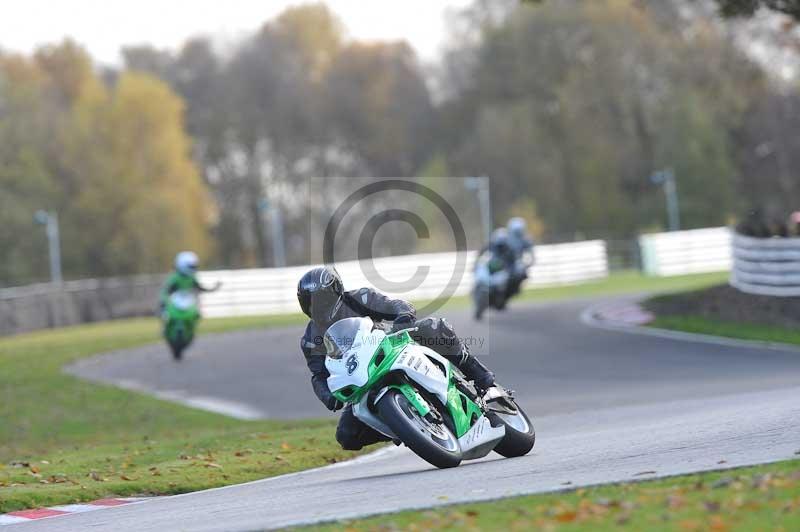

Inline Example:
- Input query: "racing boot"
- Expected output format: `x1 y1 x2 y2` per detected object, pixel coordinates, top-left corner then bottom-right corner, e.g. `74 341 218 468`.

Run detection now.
457 345 495 392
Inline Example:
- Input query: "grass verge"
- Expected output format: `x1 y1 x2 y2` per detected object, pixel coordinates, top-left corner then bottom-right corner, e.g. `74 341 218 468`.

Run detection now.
644 283 800 347
0 271 726 513
0 313 354 513
650 315 800 347
305 459 800 531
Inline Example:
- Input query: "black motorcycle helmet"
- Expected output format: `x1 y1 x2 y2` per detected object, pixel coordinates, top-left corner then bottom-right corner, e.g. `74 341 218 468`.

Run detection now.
297 266 344 326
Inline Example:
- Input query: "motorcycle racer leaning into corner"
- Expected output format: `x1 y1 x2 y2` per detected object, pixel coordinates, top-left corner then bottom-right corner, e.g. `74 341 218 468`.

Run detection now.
298 266 497 451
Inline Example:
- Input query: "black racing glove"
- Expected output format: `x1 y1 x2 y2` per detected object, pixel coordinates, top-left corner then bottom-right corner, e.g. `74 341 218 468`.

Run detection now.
325 395 344 412
392 314 415 333
312 373 343 411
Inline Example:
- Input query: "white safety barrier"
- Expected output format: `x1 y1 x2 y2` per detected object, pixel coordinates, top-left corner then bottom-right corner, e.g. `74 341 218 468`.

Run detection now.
730 233 800 297
197 240 609 318
639 227 732 277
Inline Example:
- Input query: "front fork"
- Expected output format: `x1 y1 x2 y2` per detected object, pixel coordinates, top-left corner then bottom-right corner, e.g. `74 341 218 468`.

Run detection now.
375 382 431 417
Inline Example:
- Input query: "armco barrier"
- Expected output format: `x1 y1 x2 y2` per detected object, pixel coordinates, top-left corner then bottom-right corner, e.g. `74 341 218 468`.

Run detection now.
0 241 608 333
730 233 800 297
0 275 164 336
639 227 732 277
196 241 609 318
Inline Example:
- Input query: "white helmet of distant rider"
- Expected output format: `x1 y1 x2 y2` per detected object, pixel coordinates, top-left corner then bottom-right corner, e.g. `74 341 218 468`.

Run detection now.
490 227 510 247
507 217 527 240
175 251 199 275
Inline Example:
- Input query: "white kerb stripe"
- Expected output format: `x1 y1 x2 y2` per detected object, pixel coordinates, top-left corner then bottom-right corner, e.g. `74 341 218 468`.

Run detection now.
0 515 31 525
49 504 105 514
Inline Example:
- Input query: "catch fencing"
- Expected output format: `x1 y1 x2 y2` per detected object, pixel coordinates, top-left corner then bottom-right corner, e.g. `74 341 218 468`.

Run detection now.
638 227 732 277
197 240 609 318
730 233 800 297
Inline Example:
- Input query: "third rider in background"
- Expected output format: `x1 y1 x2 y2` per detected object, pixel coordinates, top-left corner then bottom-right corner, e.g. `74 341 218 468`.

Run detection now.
506 217 535 299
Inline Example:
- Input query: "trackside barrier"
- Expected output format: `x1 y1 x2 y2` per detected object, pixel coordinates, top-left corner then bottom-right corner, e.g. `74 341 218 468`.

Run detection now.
0 275 164 336
0 241 608 333
197 241 609 318
730 233 800 297
639 227 732 276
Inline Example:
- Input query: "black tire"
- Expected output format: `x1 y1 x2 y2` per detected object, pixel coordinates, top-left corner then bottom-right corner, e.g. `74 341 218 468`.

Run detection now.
171 330 185 361
377 389 462 469
473 288 488 321
490 405 535 458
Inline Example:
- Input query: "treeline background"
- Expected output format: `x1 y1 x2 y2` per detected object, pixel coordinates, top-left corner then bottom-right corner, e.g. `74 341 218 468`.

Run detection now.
2 0 800 286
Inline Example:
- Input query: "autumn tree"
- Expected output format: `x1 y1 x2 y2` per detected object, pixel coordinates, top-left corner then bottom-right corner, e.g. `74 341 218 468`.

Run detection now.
0 41 211 286
439 0 766 239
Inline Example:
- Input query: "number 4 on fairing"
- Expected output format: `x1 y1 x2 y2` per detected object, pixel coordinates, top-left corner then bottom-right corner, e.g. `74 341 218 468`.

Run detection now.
324 317 535 469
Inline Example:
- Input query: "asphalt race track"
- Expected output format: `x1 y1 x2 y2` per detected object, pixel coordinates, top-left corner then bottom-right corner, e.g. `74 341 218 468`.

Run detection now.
17 297 800 531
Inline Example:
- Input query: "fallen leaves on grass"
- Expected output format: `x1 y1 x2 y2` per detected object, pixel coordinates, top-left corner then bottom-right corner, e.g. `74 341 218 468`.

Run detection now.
711 477 733 489
45 475 73 485
554 510 578 522
709 516 728 531
666 494 686 509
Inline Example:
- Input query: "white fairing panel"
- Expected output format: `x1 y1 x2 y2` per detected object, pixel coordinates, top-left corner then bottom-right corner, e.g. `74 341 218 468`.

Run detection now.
352 394 397 439
325 322 386 393
458 415 505 459
170 291 197 310
388 344 450 405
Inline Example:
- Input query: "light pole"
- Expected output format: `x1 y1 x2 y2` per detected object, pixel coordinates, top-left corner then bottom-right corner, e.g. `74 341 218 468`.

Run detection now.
258 199 287 268
465 176 493 243
651 169 681 232
34 210 63 283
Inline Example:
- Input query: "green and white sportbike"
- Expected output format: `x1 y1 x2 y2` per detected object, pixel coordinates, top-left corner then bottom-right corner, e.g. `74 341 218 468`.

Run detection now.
163 290 200 361
324 317 535 469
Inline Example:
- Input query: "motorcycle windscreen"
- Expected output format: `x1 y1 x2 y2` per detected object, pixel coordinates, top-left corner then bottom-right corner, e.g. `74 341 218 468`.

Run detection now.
170 290 197 311
323 317 374 360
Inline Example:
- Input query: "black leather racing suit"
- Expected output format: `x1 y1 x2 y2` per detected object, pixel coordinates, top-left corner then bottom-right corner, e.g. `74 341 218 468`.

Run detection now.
300 287 494 450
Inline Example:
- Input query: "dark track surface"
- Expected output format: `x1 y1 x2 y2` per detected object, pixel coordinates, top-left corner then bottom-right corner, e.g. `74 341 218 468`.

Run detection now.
69 297 800 420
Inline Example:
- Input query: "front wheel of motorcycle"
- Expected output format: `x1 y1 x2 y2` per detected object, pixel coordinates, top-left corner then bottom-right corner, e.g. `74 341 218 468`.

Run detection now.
489 404 535 458
171 330 185 361
473 288 489 321
377 389 462 469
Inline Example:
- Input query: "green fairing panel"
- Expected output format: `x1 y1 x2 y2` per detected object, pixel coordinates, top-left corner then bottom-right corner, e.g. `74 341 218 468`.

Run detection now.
331 330 481 438
331 331 410 403
388 382 431 417
446 385 483 438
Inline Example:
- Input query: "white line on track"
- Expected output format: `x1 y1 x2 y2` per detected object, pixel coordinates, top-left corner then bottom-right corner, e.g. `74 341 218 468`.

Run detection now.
109 379 267 420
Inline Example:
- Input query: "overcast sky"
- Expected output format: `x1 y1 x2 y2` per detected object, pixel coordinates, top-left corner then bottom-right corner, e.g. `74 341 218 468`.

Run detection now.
0 0 472 65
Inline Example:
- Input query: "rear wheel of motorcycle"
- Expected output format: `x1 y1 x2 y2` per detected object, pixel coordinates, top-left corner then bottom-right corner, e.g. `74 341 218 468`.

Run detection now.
378 389 462 469
489 405 535 458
